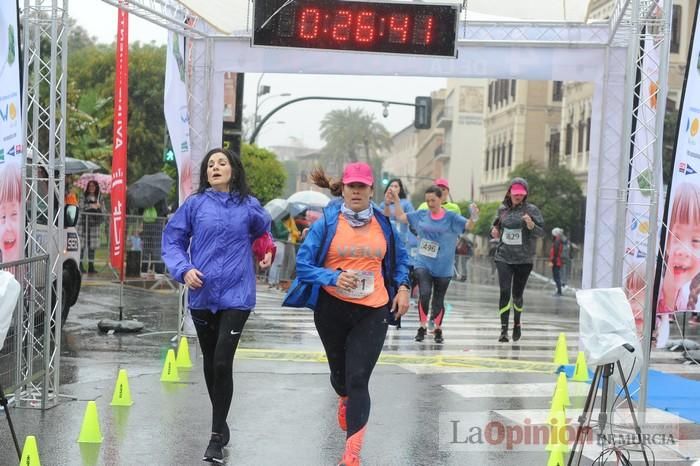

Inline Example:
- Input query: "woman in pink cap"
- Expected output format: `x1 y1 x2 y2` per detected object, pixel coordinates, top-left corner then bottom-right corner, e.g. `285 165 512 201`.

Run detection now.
490 177 544 343
284 162 410 466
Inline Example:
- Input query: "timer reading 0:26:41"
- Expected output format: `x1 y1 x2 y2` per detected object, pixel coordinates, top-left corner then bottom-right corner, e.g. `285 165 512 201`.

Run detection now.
253 0 458 57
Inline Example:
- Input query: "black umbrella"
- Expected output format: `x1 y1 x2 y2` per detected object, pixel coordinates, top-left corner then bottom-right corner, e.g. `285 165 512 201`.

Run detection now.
127 172 174 209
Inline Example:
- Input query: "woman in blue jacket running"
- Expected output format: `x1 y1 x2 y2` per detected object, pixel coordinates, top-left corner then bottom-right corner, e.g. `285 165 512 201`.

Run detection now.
284 162 410 466
162 148 272 464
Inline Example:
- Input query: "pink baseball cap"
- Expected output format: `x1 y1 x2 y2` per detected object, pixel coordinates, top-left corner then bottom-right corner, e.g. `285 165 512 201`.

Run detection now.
510 183 528 195
434 178 450 189
342 162 374 185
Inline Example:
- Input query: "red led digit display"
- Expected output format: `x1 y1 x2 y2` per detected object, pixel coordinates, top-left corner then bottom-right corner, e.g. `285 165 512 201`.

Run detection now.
254 0 458 57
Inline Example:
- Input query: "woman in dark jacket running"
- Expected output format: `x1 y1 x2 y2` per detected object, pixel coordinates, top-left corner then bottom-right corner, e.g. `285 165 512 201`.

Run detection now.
490 177 544 343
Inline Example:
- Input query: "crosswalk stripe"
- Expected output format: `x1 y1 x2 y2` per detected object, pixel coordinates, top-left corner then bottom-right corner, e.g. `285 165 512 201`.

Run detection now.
245 298 685 367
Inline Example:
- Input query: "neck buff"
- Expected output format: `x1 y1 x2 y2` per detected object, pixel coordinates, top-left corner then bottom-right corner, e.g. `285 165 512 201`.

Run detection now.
341 203 373 228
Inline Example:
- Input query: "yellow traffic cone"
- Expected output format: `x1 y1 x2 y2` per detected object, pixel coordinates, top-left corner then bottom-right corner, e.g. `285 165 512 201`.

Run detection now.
77 401 103 443
555 372 571 407
553 333 569 366
547 448 565 466
160 348 180 383
176 336 193 369
546 409 569 453
20 435 41 465
572 351 590 382
110 369 134 406
548 395 566 427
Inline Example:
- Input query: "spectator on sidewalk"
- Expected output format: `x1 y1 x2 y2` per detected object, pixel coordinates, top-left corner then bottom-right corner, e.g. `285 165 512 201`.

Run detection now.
550 228 564 296
267 217 289 289
455 233 473 282
80 180 104 274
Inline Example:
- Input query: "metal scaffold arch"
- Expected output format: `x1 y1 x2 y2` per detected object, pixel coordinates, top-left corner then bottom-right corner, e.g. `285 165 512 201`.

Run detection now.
24 0 669 416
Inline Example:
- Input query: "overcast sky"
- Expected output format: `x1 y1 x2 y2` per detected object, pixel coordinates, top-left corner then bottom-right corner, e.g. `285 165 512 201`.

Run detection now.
68 0 446 149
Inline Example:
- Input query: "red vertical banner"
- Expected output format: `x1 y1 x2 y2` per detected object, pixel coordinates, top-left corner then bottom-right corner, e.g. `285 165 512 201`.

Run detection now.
110 6 129 279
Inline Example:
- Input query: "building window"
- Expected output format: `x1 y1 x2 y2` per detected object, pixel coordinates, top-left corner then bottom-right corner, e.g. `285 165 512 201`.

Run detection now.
492 149 497 170
488 83 493 110
501 143 506 168
586 117 591 152
578 120 586 153
552 81 563 102
485 149 490 171
508 141 513 166
565 123 573 155
511 80 516 99
549 130 560 167
671 5 681 54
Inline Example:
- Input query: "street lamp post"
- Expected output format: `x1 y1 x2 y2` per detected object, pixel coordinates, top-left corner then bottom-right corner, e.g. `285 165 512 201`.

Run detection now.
253 73 270 130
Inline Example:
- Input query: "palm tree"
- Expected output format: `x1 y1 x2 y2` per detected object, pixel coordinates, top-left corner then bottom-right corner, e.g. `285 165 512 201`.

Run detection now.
319 108 392 171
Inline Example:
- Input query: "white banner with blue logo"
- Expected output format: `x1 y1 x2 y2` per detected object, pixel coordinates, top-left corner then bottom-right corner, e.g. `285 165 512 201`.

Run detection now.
164 31 192 205
0 0 23 264
657 5 700 316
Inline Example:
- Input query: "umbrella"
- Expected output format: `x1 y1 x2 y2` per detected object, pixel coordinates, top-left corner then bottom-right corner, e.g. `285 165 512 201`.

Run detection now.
287 190 330 208
127 172 174 209
264 198 289 221
75 173 112 194
65 157 101 174
287 191 330 217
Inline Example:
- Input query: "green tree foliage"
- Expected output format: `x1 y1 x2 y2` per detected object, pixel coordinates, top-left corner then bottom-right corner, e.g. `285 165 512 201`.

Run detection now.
663 107 679 184
509 162 584 240
241 144 286 204
472 201 501 237
66 42 167 182
319 107 392 166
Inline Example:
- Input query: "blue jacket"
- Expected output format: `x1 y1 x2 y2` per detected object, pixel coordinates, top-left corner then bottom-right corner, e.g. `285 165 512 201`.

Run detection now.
161 189 271 312
283 201 410 310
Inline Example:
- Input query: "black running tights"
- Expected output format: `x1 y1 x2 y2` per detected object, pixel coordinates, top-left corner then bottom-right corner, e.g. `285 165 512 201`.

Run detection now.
190 308 250 435
314 290 388 437
495 262 533 328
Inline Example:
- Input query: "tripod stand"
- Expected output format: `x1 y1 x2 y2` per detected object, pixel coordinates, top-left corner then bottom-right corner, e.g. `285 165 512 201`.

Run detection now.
568 360 649 466
0 382 22 459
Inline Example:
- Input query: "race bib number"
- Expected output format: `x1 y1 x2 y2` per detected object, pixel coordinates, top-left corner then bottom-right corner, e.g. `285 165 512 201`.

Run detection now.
502 228 523 245
418 239 440 258
338 271 375 299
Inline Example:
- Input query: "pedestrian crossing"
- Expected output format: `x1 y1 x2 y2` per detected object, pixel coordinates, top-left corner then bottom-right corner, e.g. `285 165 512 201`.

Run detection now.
248 289 689 368
247 288 700 463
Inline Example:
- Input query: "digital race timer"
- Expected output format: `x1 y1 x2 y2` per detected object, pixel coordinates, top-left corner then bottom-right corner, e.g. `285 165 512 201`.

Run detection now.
253 0 459 57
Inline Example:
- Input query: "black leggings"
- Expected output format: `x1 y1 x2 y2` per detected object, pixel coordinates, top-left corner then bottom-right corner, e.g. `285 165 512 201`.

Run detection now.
314 291 388 438
414 267 451 327
190 308 250 435
495 261 533 328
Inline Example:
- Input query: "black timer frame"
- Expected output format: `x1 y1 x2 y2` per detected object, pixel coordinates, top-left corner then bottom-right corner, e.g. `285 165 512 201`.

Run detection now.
253 0 459 57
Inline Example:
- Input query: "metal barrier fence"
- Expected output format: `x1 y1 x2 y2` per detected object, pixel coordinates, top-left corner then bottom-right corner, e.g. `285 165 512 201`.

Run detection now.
0 255 51 408
79 212 168 276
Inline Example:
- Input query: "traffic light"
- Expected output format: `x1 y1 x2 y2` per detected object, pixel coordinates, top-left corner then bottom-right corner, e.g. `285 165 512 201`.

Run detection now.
163 147 175 164
381 171 390 186
414 96 432 129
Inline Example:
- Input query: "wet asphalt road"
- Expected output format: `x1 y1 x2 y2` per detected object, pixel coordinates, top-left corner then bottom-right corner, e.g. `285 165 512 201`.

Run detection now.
1 275 699 466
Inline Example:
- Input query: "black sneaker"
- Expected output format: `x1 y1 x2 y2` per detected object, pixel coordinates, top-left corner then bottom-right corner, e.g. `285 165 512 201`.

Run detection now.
434 328 444 343
415 327 426 342
512 325 521 342
203 433 224 464
498 328 509 343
